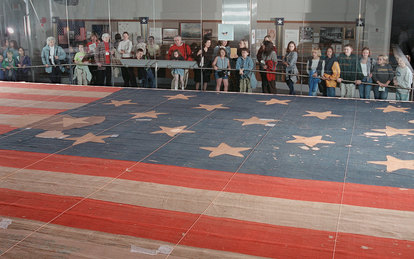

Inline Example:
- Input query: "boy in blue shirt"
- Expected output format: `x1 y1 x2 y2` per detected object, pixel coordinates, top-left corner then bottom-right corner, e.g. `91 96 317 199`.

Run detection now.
236 48 254 92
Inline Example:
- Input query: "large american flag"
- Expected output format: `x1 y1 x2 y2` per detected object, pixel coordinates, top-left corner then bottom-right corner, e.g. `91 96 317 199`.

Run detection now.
0 81 413 258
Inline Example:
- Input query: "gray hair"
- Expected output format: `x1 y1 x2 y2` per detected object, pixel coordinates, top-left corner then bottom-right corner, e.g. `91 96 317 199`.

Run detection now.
101 33 110 40
46 36 56 45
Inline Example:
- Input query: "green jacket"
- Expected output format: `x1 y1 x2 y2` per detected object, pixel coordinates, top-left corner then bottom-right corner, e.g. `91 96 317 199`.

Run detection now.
338 53 363 81
2 57 17 70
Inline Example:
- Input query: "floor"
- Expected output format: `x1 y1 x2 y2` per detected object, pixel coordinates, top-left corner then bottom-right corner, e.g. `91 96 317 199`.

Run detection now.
0 81 413 258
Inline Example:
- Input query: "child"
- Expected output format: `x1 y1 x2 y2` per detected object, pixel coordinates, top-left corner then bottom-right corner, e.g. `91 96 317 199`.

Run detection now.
2 51 17 81
212 47 231 92
236 48 254 92
73 44 91 85
337 44 363 98
372 55 394 100
171 50 185 90
0 55 5 80
322 47 340 97
393 57 413 101
16 47 31 81
283 41 299 95
306 47 325 96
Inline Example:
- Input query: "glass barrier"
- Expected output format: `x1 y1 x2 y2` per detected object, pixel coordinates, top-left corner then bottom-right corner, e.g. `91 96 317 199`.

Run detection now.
0 0 412 101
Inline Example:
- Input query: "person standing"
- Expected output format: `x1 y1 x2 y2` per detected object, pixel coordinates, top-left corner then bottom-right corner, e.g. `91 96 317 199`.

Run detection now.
337 44 363 98
74 43 91 85
394 57 413 101
41 36 66 83
167 36 193 89
195 38 214 91
322 47 340 97
16 47 31 82
213 40 230 57
236 48 254 93
358 47 375 99
306 47 325 96
282 41 298 95
118 32 133 86
212 48 231 92
372 55 394 100
86 32 100 85
95 33 113 86
261 41 278 94
147 36 160 59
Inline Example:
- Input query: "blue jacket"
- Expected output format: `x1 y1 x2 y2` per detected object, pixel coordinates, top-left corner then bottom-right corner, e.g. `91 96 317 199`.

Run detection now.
41 44 66 73
236 56 254 78
17 55 31 74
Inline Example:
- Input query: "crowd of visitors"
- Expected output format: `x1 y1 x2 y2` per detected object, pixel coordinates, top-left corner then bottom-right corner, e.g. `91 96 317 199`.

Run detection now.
0 32 412 101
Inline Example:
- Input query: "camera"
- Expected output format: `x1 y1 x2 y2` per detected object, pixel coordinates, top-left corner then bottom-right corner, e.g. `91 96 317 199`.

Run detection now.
218 70 228 78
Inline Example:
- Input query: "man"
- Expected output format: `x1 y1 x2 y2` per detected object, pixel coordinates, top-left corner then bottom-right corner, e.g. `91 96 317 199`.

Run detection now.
95 33 114 86
167 35 193 89
337 44 363 98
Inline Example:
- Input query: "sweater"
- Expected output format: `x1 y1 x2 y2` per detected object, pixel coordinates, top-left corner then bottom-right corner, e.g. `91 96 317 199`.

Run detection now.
395 66 413 94
338 53 363 81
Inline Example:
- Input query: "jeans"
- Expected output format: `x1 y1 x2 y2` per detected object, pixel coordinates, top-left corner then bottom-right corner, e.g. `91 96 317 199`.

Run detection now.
326 87 336 97
373 86 388 100
308 71 320 96
359 77 372 99
286 78 295 95
396 91 409 101
145 69 155 88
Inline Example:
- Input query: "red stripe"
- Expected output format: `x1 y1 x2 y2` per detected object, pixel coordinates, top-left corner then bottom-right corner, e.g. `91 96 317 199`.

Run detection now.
0 125 17 134
0 106 66 115
0 149 413 212
0 93 100 103
1 189 413 258
0 81 119 93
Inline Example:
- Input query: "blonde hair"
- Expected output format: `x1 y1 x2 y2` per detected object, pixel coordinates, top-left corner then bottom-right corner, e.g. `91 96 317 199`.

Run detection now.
312 47 321 57
378 55 389 64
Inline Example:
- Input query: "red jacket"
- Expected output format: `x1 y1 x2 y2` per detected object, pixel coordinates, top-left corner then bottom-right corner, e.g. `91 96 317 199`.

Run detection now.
167 43 193 61
266 60 276 81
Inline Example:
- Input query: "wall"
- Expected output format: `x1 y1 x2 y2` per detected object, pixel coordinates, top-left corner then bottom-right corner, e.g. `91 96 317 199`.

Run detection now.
5 0 393 58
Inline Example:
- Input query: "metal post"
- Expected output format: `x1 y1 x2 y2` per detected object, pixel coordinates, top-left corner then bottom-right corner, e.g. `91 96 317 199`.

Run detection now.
24 0 34 82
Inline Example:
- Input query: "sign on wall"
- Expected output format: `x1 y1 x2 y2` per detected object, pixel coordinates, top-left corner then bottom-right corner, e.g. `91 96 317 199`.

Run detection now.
218 24 234 41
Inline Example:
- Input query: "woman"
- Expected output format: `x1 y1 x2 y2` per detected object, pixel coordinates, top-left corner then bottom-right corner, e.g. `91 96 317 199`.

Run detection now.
146 36 160 59
306 47 324 96
118 31 133 86
16 47 31 82
322 47 340 97
3 40 18 59
359 47 375 99
86 32 100 85
41 36 66 83
213 40 230 58
212 48 231 92
95 33 113 86
261 41 278 94
195 38 214 91
282 41 298 95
